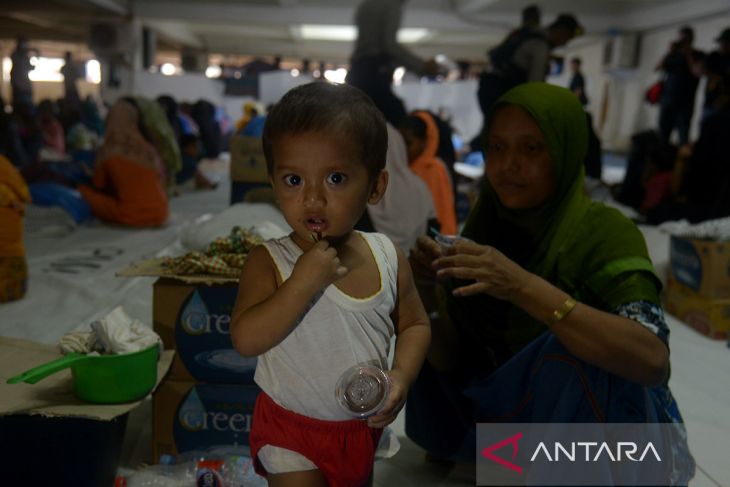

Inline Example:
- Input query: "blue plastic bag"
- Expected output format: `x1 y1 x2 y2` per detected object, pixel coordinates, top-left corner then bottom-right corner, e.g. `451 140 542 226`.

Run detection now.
29 182 93 223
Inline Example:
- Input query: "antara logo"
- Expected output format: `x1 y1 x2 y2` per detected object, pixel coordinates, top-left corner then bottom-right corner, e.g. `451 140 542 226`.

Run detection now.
530 441 661 462
481 432 662 474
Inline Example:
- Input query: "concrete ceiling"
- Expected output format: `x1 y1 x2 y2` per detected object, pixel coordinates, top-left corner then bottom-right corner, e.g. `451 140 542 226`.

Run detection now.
1 0 729 64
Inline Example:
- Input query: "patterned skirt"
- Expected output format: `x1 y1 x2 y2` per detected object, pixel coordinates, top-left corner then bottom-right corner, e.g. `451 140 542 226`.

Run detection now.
0 256 28 302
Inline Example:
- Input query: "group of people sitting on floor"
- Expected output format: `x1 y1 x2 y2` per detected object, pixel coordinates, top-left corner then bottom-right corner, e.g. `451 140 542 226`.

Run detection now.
1 92 237 222
0 92 240 303
614 92 730 224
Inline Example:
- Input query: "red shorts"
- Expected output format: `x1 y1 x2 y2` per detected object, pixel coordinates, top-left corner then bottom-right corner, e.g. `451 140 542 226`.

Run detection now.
249 392 383 487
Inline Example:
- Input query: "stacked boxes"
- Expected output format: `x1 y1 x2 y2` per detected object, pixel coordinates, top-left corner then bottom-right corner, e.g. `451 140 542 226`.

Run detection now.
152 278 260 461
229 135 274 205
664 235 730 339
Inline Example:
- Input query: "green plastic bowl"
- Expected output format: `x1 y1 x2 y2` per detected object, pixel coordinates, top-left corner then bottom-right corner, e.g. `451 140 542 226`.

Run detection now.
8 344 159 404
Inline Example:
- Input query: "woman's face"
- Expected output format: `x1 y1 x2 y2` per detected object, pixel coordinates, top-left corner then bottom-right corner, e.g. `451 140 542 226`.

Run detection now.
485 105 555 209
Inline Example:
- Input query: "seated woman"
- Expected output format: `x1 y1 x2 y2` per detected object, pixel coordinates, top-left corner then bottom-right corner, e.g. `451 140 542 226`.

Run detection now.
398 111 458 235
405 82 695 485
134 96 181 188
77 99 168 227
0 155 30 302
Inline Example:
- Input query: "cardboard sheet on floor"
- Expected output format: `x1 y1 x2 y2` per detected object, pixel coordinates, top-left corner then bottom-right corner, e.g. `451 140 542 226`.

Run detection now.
0 336 174 420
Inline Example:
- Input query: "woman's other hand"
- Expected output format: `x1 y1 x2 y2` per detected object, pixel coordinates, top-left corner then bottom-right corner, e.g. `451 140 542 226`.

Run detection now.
433 240 532 301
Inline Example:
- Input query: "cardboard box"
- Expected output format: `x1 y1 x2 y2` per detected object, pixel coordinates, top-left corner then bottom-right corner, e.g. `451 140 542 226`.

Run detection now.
230 136 267 183
153 277 257 384
152 379 260 462
0 337 173 486
664 277 730 340
669 235 730 299
229 135 275 204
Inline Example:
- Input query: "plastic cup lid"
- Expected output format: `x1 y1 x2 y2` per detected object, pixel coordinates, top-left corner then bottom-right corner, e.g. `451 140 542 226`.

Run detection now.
335 365 390 419
434 234 473 247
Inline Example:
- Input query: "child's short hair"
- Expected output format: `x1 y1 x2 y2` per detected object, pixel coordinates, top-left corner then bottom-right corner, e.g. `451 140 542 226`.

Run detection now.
263 82 387 181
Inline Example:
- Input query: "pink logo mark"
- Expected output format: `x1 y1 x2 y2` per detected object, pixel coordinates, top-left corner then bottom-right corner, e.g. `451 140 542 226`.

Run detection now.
481 432 523 474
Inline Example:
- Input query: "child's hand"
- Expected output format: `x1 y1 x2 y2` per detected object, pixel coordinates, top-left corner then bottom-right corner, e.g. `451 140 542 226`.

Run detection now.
291 239 348 292
367 369 408 428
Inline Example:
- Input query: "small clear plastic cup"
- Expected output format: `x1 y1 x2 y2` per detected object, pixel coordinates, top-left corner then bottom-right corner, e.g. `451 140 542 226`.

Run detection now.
335 365 390 419
434 234 473 247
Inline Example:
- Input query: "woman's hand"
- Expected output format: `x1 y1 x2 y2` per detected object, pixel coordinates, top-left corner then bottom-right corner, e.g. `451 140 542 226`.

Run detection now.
433 240 532 302
409 236 446 282
290 239 348 293
367 369 407 428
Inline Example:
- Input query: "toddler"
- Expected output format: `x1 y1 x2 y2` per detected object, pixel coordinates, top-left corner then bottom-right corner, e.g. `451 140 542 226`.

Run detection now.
231 82 431 487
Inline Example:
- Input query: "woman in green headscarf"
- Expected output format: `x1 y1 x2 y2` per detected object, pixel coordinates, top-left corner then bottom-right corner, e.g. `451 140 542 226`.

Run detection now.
405 83 694 484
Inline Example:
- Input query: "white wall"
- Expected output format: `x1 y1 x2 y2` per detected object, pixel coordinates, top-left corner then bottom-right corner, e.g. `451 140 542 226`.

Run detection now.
133 71 225 104
101 69 225 106
1 79 100 104
97 69 317 128
258 71 314 106
395 79 481 144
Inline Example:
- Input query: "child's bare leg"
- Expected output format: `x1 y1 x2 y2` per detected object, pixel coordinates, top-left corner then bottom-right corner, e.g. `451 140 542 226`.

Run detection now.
266 469 328 487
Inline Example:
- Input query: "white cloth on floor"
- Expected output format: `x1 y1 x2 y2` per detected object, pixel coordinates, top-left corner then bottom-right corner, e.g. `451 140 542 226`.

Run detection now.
658 217 730 240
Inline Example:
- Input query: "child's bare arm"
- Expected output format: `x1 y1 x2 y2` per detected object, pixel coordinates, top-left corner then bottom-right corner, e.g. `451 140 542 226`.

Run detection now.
368 246 431 428
231 240 347 357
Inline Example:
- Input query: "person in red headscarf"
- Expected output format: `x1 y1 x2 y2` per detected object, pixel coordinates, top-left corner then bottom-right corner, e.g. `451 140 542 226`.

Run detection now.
399 111 457 235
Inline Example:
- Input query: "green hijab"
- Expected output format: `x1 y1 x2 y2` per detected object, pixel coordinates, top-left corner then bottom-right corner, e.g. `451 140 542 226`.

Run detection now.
446 82 660 365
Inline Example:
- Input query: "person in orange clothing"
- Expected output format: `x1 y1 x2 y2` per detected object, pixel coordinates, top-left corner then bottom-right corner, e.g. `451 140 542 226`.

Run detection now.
0 155 31 302
77 99 168 227
399 111 458 235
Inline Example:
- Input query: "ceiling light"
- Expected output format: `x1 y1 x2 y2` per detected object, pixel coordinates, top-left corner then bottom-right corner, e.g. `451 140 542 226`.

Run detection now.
160 63 176 76
28 57 64 82
324 68 347 84
86 60 101 84
205 65 222 78
299 25 429 43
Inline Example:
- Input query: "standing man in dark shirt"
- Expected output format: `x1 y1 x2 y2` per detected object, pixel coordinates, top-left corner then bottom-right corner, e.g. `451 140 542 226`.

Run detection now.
472 13 582 150
569 57 588 106
656 26 702 145
10 37 35 108
346 0 439 126
61 51 81 107
701 27 730 126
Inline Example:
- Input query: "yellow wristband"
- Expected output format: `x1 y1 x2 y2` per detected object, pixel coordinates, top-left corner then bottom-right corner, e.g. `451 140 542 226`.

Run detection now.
547 297 577 325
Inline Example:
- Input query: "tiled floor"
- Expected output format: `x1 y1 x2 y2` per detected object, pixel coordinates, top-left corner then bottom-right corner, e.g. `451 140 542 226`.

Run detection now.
3 157 729 486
